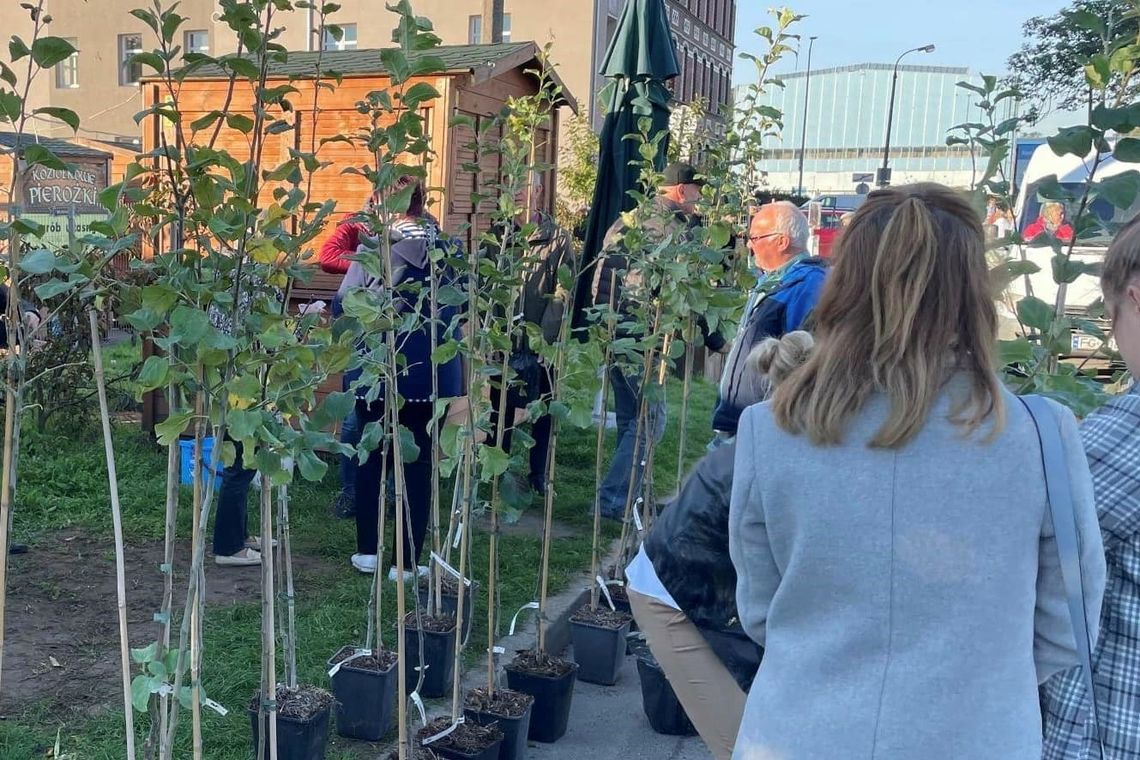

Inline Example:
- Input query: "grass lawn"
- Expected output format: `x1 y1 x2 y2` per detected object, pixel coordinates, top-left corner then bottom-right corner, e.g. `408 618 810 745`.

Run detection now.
0 369 717 759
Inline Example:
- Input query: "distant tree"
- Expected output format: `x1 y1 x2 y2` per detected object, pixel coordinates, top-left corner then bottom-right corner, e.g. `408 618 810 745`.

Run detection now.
1008 0 1139 118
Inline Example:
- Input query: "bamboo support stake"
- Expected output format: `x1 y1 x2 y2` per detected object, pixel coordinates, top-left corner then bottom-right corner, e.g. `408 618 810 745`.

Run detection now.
88 310 137 760
675 321 694 489
158 383 179 750
278 485 298 688
590 270 619 610
391 400 409 760
0 227 22 702
451 450 471 717
372 441 389 653
429 261 443 617
189 389 205 760
260 483 279 760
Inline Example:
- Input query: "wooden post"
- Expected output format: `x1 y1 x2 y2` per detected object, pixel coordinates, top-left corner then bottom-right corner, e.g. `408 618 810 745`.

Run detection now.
482 0 505 43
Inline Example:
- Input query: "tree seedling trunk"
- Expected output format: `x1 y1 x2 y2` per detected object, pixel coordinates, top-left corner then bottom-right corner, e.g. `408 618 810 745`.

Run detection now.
89 309 137 760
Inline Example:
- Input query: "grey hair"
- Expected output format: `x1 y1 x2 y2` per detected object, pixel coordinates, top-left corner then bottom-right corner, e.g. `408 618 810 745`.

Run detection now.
763 201 810 252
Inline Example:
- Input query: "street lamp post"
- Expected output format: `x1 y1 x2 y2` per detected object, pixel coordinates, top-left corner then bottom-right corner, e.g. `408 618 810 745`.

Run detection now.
796 35 818 197
878 43 935 188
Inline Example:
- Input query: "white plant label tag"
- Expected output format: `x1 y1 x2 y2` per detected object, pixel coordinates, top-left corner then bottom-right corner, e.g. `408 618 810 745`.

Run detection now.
509 601 540 636
595 575 616 611
410 691 427 726
422 717 464 746
430 551 472 586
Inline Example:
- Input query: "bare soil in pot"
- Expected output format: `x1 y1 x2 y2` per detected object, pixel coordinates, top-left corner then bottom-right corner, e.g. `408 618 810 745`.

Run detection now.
248 684 335 720
329 645 399 672
506 649 575 678
404 611 458 633
418 716 503 755
464 687 534 719
570 605 634 629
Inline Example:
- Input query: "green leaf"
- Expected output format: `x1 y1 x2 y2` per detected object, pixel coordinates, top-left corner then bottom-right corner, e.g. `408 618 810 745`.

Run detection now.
1048 126 1094 158
23 144 68 171
30 37 78 69
142 284 179 315
33 107 79 133
297 449 327 481
146 660 168 679
1017 296 1055 331
477 444 510 479
190 111 223 132
431 341 458 365
129 51 166 74
226 408 260 441
154 412 192 447
0 90 20 122
1067 8 1107 37
131 675 153 713
1095 170 1140 209
398 426 420 463
1115 138 1140 164
226 113 254 134
34 279 76 299
169 305 210 345
129 8 160 33
130 642 158 664
19 248 58 275
8 36 30 62
1052 254 1095 285
137 355 170 392
998 339 1035 366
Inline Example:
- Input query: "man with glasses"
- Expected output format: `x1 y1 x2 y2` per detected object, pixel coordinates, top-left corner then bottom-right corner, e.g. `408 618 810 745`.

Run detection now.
709 201 826 446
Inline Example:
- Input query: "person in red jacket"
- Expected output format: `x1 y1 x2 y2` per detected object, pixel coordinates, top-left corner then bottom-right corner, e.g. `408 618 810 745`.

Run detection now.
1024 201 1075 244
319 196 377 274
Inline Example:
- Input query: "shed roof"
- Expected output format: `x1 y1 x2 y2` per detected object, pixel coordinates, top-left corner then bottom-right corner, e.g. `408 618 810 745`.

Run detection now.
171 42 577 112
0 132 112 159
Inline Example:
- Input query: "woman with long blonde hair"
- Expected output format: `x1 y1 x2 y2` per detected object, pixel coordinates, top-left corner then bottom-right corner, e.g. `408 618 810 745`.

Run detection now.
727 183 1106 760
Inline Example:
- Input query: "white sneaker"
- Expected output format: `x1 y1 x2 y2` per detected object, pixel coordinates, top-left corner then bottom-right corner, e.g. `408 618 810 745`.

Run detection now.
351 554 378 574
245 536 278 551
215 547 261 567
387 565 430 582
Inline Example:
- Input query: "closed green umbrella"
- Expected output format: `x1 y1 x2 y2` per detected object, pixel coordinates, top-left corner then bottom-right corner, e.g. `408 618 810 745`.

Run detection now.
573 0 679 327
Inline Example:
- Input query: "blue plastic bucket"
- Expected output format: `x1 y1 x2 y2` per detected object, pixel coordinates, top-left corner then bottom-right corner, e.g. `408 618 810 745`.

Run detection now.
178 437 223 489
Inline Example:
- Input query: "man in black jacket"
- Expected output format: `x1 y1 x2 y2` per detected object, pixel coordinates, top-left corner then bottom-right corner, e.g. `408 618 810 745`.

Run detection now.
590 162 702 519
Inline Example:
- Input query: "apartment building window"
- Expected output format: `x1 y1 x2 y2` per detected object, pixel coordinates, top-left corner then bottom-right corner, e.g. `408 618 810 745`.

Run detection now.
468 15 482 44
118 33 143 86
54 38 78 89
683 18 691 36
501 14 512 43
185 30 209 55
322 23 357 51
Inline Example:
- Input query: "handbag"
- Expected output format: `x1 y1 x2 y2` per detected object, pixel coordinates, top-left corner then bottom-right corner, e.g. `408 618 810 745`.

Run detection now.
1020 395 1106 755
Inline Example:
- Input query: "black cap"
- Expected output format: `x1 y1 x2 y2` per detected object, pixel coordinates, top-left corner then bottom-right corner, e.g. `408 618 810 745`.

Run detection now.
662 162 702 187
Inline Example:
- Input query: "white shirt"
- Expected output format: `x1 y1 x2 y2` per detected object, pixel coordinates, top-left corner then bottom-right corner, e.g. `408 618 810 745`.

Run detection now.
625 544 681 610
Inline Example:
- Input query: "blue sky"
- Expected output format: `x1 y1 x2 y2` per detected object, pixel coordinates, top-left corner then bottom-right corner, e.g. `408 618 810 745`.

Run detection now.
733 0 1069 84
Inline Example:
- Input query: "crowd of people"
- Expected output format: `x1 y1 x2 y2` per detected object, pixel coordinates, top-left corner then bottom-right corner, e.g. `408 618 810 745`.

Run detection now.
200 159 1140 759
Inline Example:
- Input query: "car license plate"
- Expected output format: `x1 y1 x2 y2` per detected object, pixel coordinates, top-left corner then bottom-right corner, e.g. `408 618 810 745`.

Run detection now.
1071 334 1116 352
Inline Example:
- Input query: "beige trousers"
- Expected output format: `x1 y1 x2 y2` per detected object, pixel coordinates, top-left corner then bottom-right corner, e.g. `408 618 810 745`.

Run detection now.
628 588 747 760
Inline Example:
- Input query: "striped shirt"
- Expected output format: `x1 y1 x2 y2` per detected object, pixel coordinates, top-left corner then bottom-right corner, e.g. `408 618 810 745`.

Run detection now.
1043 386 1140 759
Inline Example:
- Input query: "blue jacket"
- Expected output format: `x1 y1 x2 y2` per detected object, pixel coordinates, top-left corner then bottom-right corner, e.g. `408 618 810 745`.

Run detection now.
711 257 826 434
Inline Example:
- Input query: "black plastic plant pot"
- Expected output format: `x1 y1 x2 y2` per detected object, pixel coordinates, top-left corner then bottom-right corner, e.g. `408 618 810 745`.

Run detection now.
248 703 331 760
405 621 457 698
635 654 696 736
504 661 577 744
463 701 533 760
429 737 504 760
570 617 632 686
418 582 479 645
326 647 397 741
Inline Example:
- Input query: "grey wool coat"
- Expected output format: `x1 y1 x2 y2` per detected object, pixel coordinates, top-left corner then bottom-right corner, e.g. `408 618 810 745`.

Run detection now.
728 376 1106 760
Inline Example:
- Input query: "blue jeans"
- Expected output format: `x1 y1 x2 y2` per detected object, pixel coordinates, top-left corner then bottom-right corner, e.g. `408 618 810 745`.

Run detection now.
339 407 361 495
599 366 666 516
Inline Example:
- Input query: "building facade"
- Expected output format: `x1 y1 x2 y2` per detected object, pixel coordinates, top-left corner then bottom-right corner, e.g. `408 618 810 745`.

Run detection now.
3 1 735 145
753 63 1018 194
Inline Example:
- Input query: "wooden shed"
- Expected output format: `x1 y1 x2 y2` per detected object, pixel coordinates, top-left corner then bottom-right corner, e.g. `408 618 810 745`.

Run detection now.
138 42 577 432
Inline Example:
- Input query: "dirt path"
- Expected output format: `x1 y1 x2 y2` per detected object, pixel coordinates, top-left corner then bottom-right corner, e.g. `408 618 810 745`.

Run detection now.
1 531 337 717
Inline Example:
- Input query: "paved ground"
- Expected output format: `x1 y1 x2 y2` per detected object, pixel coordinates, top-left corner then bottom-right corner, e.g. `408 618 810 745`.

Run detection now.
527 649 712 760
